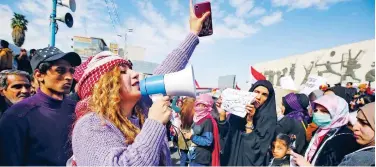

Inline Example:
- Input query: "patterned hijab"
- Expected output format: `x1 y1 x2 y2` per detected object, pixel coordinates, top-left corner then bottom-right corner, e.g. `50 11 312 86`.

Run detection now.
283 93 310 122
305 94 349 161
74 51 130 118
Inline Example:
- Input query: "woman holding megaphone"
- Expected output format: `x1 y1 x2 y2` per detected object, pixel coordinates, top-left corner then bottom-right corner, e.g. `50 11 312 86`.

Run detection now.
70 0 210 165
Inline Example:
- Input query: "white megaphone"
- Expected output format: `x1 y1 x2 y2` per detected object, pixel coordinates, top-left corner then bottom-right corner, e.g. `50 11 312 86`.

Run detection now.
58 0 76 12
56 13 74 28
140 65 196 97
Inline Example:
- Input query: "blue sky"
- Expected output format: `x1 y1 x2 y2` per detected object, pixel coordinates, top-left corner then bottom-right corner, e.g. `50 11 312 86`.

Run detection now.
0 0 374 89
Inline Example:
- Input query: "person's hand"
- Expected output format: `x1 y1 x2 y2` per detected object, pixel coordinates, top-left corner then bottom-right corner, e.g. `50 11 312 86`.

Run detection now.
183 131 193 139
245 104 256 122
189 0 211 35
216 97 226 121
290 150 312 166
148 96 172 125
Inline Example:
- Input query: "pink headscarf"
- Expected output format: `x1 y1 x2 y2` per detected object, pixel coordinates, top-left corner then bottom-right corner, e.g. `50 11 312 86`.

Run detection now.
193 94 214 123
305 94 349 162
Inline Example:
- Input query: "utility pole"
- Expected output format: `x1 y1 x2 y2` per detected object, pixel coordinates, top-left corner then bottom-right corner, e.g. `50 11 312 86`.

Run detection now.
50 0 57 46
50 0 76 47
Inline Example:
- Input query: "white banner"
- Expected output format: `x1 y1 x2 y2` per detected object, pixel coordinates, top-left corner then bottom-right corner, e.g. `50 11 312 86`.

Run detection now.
221 88 257 118
280 76 297 91
299 75 327 95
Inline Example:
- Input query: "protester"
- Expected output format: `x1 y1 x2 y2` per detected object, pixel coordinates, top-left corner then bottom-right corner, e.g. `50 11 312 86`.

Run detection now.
29 49 36 58
0 70 31 117
346 82 357 98
276 93 307 154
357 83 368 96
281 93 310 124
15 48 32 74
0 47 81 165
72 54 172 165
30 75 38 96
269 133 295 166
178 97 195 166
306 90 323 142
218 80 277 166
339 102 375 166
183 94 220 166
0 40 13 72
71 1 210 165
290 94 361 166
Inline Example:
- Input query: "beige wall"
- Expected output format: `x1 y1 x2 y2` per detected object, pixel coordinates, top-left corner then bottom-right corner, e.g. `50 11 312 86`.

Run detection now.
253 39 375 87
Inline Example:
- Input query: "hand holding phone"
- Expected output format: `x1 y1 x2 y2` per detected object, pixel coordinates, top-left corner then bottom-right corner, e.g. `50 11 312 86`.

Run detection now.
189 0 211 36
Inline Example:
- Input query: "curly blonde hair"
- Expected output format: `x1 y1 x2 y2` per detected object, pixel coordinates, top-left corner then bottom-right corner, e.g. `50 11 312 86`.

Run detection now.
89 66 144 144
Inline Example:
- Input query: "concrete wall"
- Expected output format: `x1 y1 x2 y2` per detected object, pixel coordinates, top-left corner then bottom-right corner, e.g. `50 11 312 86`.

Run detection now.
253 39 375 87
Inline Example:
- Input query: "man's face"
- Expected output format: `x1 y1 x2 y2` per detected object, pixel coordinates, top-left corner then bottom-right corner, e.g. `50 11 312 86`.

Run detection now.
38 59 74 95
346 83 352 88
1 74 31 104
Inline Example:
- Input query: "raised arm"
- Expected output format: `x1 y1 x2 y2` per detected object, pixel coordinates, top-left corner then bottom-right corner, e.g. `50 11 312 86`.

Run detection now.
153 0 210 75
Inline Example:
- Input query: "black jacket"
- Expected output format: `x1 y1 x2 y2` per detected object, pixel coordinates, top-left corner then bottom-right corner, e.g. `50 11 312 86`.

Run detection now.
309 125 361 166
276 117 307 154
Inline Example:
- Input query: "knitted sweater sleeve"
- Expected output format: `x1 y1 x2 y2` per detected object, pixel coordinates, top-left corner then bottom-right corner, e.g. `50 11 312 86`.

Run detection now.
153 33 199 75
72 113 167 166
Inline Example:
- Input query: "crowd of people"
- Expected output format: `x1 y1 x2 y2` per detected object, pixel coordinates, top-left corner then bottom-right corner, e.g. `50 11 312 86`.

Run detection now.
0 0 375 166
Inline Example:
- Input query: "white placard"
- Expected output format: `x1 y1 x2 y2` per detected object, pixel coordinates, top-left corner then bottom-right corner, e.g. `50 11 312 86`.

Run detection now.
221 88 257 118
299 75 327 95
280 76 297 91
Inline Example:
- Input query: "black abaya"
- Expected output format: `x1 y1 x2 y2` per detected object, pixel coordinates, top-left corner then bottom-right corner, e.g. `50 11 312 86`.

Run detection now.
219 80 277 166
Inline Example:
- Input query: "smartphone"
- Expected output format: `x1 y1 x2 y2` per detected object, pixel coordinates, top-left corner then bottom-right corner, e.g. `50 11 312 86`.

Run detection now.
194 1 213 37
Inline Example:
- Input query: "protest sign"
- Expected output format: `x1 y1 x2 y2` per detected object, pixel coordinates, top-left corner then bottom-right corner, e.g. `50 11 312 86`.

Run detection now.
299 75 327 95
221 88 257 118
280 76 297 91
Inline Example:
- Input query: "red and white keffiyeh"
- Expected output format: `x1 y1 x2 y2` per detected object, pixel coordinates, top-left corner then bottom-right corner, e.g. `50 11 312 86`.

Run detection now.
74 51 130 118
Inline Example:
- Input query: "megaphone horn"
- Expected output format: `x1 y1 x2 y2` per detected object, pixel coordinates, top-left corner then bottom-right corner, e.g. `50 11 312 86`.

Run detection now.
140 65 197 97
58 0 76 12
56 13 74 28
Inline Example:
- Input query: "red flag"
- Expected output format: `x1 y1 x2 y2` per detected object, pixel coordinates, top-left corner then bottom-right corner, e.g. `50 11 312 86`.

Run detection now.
235 83 240 90
249 66 266 84
195 80 200 88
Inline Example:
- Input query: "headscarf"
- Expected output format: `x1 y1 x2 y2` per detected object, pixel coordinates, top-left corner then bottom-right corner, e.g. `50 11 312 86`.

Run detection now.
283 93 310 122
193 94 214 123
74 51 130 118
358 102 375 131
193 94 221 166
359 83 367 90
305 94 349 162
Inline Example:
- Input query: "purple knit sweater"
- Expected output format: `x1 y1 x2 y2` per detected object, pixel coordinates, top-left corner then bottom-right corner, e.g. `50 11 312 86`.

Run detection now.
72 33 199 166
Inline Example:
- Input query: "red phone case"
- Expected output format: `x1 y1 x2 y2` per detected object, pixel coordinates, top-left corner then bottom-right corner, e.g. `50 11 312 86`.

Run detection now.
194 1 213 37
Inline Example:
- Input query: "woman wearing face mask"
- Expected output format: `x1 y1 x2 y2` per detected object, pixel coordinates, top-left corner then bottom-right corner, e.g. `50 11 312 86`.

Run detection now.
339 102 375 166
290 94 361 166
183 94 220 166
275 93 307 154
217 80 277 166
